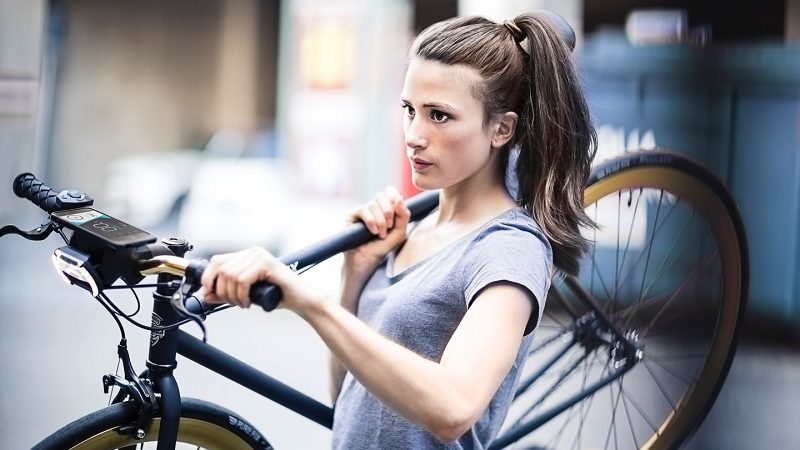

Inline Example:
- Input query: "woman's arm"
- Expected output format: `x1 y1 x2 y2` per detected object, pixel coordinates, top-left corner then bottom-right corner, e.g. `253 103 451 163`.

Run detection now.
202 248 532 442
305 282 532 442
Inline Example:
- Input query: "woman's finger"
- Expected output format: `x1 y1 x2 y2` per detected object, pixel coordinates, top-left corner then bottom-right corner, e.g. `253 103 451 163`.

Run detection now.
368 202 388 238
204 290 221 304
200 254 224 294
374 191 395 230
357 206 379 235
225 256 257 306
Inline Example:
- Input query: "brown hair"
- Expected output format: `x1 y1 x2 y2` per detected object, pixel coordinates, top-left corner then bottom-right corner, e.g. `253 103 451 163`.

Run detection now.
409 12 597 275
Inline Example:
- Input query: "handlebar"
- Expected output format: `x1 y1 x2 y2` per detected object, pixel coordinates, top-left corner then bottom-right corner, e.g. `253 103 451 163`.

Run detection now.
13 173 94 212
136 190 441 311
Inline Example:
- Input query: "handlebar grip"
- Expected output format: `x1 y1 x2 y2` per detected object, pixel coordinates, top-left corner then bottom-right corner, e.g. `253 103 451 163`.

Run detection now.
249 282 283 312
13 173 60 212
184 259 284 312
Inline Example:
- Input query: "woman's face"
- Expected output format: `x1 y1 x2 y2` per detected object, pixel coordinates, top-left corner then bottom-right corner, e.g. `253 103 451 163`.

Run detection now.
400 58 501 191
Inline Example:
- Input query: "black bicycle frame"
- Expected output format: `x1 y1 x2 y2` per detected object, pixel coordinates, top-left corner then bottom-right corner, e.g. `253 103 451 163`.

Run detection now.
138 189 639 448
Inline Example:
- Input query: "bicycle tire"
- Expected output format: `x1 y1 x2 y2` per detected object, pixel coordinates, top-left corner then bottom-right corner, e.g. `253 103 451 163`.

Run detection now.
502 150 748 449
32 397 273 449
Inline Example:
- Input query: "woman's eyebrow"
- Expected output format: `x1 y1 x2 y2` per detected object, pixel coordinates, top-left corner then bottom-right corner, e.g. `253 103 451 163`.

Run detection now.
400 98 456 111
422 102 456 111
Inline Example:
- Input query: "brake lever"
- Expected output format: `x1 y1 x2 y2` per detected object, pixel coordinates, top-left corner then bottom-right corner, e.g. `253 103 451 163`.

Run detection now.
0 221 55 241
171 279 208 342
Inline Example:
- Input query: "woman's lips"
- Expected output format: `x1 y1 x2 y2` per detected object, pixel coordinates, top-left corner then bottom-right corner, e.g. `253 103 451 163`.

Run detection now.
411 158 433 171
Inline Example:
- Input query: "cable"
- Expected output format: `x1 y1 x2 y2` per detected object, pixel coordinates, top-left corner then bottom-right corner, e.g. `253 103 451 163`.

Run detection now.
104 283 174 290
126 288 141 317
102 288 142 318
93 294 127 340
55 226 69 243
96 291 229 333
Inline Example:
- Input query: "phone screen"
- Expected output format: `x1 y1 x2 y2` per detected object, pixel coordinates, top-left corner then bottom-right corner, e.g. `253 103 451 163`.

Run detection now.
52 208 156 248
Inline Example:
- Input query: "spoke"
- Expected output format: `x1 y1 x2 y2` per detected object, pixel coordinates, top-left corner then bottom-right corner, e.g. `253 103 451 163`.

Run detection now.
639 250 718 336
570 351 607 450
636 295 718 338
646 352 710 362
548 395 586 449
528 327 573 355
609 188 644 316
642 359 678 414
549 351 603 450
520 350 591 423
636 210 697 302
620 382 641 446
591 204 598 297
603 377 624 450
589 248 615 305
548 394 580 449
640 292 719 337
646 358 699 387
631 190 665 326
535 356 611 382
614 190 621 315
619 385 660 433
617 248 717 327
606 193 681 307
513 344 585 424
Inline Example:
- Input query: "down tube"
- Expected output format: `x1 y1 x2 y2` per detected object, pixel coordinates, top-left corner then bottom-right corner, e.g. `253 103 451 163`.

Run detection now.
177 330 334 429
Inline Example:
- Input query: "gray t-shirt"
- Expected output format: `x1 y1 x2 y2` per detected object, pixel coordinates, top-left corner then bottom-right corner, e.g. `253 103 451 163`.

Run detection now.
331 207 552 449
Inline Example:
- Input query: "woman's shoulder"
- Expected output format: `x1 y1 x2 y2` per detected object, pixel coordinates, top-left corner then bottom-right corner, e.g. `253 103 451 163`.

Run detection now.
462 207 553 264
477 207 548 241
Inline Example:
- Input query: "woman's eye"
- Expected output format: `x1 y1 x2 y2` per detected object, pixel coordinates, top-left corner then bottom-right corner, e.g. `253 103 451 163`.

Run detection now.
430 110 449 123
403 104 415 117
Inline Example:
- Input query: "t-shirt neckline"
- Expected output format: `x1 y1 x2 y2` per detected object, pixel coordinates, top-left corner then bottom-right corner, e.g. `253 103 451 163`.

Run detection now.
385 206 523 280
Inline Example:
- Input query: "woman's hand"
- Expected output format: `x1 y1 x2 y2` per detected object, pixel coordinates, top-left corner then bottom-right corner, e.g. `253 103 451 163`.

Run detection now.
344 186 411 272
200 247 326 315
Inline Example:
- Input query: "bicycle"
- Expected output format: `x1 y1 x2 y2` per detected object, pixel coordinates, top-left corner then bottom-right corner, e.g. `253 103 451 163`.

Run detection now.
0 148 747 449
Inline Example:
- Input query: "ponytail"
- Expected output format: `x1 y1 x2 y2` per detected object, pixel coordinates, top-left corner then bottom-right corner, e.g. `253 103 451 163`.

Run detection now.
510 13 597 275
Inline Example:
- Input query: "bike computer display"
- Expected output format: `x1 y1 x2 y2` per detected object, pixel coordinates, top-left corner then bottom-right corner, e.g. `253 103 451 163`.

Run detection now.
51 207 157 249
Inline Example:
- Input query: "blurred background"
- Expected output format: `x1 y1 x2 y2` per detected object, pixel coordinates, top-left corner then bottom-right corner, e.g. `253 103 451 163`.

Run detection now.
1 0 798 448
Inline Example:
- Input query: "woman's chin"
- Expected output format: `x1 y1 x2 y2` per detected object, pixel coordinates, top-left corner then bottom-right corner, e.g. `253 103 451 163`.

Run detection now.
410 175 440 191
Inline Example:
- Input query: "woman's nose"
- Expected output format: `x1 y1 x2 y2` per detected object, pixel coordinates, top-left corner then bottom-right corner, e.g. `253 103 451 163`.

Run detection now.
404 117 427 149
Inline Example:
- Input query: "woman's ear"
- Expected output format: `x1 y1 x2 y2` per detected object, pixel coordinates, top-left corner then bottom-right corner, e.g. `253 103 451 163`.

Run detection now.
491 111 518 149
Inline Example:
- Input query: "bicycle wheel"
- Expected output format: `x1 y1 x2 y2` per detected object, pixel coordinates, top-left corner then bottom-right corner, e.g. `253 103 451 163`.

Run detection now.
32 397 273 449
500 150 748 449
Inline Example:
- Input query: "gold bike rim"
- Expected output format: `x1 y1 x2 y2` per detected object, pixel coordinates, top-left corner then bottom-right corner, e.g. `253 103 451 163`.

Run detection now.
584 166 743 450
70 417 255 449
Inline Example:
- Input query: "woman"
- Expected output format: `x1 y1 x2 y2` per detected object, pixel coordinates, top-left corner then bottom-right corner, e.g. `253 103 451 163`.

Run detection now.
202 11 596 449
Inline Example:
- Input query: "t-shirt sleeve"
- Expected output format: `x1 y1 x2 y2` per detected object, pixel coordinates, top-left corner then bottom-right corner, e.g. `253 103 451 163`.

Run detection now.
462 219 552 335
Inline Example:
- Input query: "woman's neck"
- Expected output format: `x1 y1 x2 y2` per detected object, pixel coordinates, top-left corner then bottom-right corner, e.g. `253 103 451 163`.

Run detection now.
436 173 516 226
